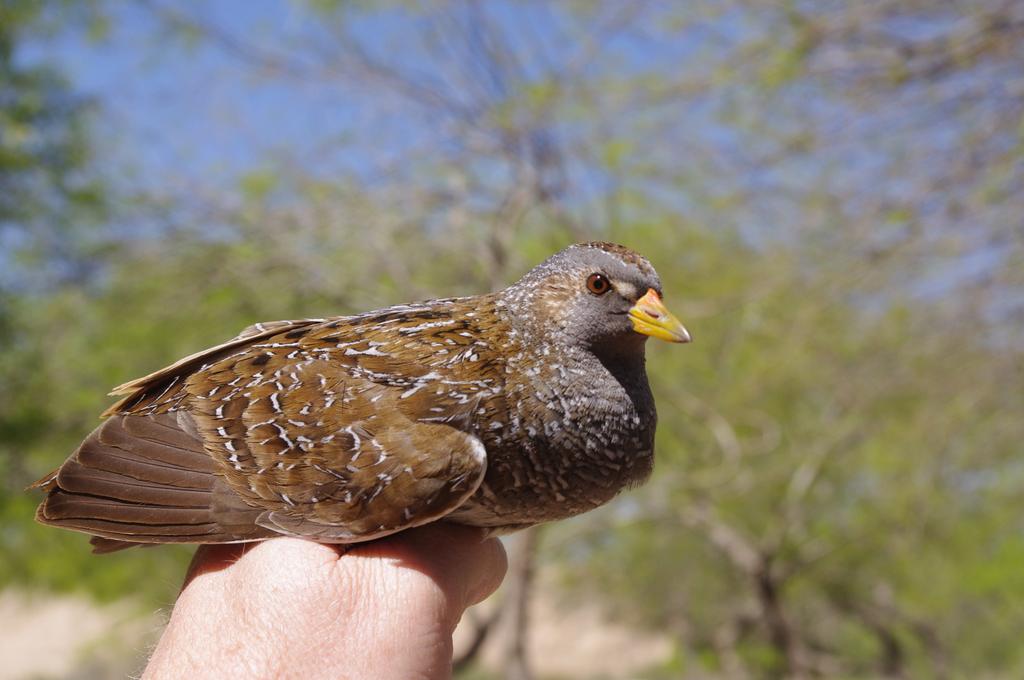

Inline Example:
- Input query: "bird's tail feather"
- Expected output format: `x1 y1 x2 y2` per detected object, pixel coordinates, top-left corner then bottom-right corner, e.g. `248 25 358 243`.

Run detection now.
34 413 271 553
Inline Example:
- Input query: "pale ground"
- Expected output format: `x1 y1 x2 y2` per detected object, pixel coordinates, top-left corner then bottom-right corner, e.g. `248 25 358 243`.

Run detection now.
0 571 672 680
454 574 674 678
0 591 159 680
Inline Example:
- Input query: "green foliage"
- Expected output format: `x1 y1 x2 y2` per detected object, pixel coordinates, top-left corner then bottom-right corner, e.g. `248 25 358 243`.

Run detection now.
0 0 107 281
550 224 1024 677
3 1 1023 676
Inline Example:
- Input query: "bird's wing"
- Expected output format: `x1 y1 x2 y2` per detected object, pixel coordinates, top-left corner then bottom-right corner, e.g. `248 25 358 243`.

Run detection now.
247 407 488 542
103 300 502 418
35 404 487 547
37 307 498 547
182 311 496 541
103 318 328 416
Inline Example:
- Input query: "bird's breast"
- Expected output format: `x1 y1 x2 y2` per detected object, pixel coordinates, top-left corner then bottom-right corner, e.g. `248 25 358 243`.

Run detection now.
453 355 656 527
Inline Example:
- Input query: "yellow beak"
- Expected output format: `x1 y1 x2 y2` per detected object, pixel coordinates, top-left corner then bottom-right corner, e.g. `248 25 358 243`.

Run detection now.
629 289 691 343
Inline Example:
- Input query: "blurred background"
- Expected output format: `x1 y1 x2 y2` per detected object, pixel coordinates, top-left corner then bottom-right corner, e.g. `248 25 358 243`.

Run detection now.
1 1 1022 678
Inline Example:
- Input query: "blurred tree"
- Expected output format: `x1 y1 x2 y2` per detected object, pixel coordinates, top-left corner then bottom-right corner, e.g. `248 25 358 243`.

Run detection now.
555 223 1024 678
0 0 109 289
1 1 1021 678
0 0 132 596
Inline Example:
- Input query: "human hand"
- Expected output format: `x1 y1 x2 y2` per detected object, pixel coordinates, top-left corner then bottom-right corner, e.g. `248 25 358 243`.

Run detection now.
142 523 508 679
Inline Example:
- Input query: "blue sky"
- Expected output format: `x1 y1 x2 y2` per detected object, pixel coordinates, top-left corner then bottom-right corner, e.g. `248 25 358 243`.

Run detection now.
25 3 348 186
20 2 738 196
11 1 1017 307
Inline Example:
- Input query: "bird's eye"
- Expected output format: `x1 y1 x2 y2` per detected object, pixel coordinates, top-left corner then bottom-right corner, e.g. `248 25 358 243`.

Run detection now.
586 273 612 295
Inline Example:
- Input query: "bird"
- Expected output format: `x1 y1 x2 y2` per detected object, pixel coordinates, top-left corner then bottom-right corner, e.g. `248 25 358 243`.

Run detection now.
32 241 690 553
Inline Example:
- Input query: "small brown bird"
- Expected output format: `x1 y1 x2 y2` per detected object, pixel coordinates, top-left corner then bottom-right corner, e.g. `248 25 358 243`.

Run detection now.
33 242 689 553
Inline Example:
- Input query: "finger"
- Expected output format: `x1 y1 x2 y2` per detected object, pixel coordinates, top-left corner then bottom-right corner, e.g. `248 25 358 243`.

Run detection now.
182 542 254 588
462 535 507 605
352 523 508 610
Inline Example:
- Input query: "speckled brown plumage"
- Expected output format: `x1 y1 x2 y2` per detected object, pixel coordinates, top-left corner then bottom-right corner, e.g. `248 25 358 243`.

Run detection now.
33 242 690 552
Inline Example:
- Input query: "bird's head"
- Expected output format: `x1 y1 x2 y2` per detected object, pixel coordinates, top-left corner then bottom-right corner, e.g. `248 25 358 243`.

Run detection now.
502 242 690 358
